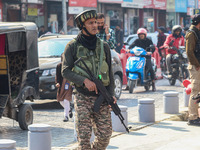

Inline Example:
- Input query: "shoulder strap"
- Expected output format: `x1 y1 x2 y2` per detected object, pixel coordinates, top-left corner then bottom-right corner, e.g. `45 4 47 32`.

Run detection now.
188 29 199 40
73 38 78 51
97 39 104 78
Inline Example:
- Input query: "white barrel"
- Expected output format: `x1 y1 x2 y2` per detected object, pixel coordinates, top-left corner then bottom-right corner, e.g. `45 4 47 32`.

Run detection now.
0 139 16 150
138 98 155 122
28 124 51 150
163 92 179 114
111 105 128 132
183 88 190 107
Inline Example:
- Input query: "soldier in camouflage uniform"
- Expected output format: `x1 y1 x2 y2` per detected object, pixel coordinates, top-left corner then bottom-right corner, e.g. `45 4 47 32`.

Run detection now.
61 10 116 149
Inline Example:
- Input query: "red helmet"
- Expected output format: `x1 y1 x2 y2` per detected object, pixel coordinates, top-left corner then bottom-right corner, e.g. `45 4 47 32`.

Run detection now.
137 28 147 36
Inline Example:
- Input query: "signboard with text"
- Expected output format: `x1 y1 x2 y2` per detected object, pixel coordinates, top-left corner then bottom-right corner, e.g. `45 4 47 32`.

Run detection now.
199 0 200 9
143 0 154 8
154 0 166 10
194 9 200 15
188 0 195 8
28 4 38 16
175 0 187 13
68 7 84 14
98 0 123 3
167 0 175 12
187 8 193 16
0 0 2 22
121 0 144 8
69 0 97 7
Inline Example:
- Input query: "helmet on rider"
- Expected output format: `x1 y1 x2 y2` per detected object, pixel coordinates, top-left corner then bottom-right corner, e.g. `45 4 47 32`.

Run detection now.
191 14 200 26
172 25 182 34
172 25 182 38
137 28 147 37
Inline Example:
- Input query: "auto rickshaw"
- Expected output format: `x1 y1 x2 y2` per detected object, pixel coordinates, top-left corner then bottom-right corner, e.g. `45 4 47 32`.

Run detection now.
0 22 39 130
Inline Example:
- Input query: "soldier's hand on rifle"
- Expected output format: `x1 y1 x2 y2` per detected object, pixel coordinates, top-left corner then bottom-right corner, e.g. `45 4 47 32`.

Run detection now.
196 66 200 71
56 83 60 88
83 78 98 94
108 96 117 108
147 52 152 55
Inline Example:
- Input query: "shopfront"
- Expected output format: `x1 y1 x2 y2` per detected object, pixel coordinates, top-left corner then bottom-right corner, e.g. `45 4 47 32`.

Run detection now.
143 0 154 32
121 0 143 35
46 0 68 33
24 0 44 28
68 0 97 33
154 0 166 30
166 0 175 28
99 0 123 30
175 0 187 27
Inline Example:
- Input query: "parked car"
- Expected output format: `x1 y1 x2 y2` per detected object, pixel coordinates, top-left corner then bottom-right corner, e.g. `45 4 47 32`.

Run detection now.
38 34 123 99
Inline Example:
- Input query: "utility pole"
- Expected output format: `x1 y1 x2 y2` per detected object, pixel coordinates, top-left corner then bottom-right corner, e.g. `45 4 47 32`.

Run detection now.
196 0 198 9
62 0 67 34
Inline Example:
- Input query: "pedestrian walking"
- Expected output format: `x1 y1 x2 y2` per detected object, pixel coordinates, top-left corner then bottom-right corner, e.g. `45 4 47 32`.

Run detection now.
157 26 166 58
186 14 200 126
96 13 116 49
62 10 116 149
115 24 124 53
55 53 73 122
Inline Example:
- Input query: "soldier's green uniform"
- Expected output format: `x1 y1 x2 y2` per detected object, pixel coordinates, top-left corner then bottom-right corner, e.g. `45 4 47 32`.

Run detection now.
62 10 114 149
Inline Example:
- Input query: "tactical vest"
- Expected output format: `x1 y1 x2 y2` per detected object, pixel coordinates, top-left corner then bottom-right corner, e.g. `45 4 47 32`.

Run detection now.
73 38 110 86
188 29 200 64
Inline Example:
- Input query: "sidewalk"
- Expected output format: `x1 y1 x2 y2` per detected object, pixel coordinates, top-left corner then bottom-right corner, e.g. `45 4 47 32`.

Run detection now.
66 106 197 150
66 116 200 150
106 120 200 150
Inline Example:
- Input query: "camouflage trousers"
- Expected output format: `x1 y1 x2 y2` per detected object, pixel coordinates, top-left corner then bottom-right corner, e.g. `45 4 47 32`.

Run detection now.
74 93 112 150
188 64 200 120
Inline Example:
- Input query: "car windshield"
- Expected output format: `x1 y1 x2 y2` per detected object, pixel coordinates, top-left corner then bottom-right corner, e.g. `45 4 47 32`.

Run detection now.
127 36 153 46
38 39 71 58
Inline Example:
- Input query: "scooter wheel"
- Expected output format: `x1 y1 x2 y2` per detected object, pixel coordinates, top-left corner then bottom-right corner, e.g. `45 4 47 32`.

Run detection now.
129 80 135 93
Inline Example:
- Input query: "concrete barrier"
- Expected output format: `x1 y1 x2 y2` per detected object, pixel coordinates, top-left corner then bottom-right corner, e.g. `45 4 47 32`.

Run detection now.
183 88 190 107
0 139 16 150
138 98 155 122
111 105 128 132
28 124 51 150
163 91 179 114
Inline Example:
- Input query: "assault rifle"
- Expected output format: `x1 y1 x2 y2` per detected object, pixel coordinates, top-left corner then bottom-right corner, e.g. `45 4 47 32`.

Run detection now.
74 57 130 133
192 93 200 104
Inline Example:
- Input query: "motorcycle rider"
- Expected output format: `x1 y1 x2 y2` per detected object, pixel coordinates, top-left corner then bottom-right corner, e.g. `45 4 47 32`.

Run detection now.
127 28 156 92
163 25 185 78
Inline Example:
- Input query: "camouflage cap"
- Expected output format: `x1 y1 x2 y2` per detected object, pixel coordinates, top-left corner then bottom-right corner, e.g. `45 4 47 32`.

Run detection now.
75 10 97 30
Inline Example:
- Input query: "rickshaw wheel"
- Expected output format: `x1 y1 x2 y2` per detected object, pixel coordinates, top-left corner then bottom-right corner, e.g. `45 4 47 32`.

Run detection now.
18 104 33 130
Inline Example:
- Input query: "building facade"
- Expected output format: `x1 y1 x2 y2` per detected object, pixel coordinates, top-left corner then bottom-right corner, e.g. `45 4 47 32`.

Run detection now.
0 0 199 35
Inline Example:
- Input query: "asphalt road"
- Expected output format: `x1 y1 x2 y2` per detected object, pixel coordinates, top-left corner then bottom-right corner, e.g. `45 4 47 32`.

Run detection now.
0 78 186 149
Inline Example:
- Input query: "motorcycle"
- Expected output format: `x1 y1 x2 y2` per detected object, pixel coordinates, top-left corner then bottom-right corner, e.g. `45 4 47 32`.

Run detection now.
126 46 156 93
163 43 189 85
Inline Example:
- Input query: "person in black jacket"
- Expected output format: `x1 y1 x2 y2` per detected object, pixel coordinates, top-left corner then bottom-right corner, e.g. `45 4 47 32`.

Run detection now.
115 24 124 53
127 28 156 91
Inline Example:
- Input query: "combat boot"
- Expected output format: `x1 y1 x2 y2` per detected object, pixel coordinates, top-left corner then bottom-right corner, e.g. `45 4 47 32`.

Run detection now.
188 118 200 126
